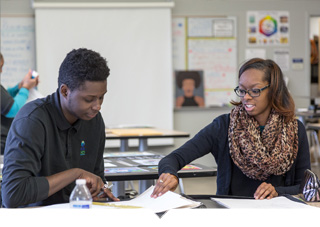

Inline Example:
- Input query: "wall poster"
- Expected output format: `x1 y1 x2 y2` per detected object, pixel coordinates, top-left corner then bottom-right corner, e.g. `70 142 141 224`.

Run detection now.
247 11 289 46
172 17 237 107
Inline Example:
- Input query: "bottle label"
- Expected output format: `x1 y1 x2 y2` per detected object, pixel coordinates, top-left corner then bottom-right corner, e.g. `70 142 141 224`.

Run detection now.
71 204 91 209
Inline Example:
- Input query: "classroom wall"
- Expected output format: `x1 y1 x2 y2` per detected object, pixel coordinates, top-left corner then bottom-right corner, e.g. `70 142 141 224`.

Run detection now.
1 0 320 167
172 0 320 166
173 0 320 107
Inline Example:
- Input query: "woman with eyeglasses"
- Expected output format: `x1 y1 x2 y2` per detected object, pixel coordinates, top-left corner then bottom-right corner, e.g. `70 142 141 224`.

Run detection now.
152 58 310 200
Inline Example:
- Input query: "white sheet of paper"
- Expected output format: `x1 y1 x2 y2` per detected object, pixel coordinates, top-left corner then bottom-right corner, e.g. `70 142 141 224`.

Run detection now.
212 196 317 209
104 162 117 167
107 185 201 213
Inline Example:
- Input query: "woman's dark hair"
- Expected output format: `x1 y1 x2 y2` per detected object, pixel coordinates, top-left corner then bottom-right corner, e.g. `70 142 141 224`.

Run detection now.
230 58 295 122
176 71 201 88
58 48 110 91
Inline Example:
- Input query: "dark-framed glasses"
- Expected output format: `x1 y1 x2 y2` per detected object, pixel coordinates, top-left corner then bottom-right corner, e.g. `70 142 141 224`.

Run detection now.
234 84 270 97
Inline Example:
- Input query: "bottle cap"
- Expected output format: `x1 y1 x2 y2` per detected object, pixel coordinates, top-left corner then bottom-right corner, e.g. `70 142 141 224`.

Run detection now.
32 70 39 78
76 179 86 185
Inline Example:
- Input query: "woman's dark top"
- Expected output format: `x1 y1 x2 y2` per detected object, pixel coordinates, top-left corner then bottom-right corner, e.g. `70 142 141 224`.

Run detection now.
158 114 311 196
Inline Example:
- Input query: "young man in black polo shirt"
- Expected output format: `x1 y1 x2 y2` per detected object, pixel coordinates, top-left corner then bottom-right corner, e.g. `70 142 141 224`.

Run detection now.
1 48 119 207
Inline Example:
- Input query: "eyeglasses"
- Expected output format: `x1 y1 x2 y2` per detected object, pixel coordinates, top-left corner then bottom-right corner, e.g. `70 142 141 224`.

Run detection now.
234 84 270 97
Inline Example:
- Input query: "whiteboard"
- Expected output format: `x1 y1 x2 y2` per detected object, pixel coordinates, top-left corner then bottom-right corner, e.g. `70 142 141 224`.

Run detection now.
34 5 173 147
0 16 36 88
172 17 238 107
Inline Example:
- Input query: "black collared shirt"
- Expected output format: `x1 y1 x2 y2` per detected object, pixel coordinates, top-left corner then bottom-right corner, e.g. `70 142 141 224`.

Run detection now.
2 89 106 208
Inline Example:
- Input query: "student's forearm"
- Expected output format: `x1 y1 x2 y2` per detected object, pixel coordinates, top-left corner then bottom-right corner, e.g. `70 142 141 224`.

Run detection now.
7 84 20 97
46 168 82 197
5 88 29 118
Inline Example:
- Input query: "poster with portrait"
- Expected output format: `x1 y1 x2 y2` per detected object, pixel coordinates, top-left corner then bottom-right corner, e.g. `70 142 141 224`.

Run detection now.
172 17 237 107
247 11 289 46
175 70 205 108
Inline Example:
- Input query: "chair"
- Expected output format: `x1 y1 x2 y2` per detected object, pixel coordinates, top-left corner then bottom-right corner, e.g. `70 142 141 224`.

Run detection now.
306 124 320 166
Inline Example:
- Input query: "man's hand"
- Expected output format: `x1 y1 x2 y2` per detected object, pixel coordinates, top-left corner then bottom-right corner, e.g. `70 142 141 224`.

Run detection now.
46 168 119 201
93 187 120 202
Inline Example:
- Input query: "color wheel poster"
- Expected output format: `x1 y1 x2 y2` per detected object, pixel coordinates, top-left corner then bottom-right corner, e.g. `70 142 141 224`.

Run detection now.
247 11 289 46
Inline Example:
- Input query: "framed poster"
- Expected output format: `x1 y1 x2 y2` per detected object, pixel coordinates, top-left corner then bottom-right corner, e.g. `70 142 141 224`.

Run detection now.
247 11 290 46
172 16 237 107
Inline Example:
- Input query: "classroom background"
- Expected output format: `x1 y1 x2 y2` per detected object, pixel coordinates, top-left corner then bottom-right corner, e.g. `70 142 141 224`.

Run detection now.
1 0 320 195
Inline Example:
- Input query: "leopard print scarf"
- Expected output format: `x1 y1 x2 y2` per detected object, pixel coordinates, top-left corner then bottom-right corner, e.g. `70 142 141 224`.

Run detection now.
228 105 298 181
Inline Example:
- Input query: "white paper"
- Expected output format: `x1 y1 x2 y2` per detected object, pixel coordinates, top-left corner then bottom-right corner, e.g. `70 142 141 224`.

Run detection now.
107 186 201 213
104 162 117 167
212 19 234 37
274 49 290 71
39 186 200 213
161 209 320 226
245 48 266 60
212 196 317 209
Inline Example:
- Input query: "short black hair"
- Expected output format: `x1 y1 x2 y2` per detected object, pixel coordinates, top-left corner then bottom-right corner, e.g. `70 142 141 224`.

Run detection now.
58 48 110 91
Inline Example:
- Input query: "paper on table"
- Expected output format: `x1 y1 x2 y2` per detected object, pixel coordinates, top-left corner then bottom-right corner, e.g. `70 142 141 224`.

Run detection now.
39 203 139 209
104 162 117 167
212 196 317 209
39 186 201 212
107 185 201 213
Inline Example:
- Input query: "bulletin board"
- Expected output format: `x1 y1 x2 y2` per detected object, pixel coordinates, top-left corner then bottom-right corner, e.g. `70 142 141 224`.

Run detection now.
0 16 36 87
173 17 238 107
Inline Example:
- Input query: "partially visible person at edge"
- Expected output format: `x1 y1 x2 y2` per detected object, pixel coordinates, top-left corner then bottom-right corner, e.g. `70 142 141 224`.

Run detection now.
1 48 119 208
0 52 39 154
152 58 311 200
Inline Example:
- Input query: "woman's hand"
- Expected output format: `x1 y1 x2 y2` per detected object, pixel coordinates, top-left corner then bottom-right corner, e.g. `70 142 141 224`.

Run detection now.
151 173 179 198
254 182 278 200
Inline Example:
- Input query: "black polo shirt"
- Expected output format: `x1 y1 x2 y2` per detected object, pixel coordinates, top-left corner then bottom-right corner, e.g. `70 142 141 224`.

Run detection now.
2 89 106 208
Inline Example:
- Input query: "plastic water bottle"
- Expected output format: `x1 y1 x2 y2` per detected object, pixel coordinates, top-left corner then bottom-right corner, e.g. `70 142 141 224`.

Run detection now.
69 179 92 209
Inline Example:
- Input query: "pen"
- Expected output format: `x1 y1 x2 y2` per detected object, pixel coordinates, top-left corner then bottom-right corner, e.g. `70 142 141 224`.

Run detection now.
97 181 114 197
103 181 114 190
